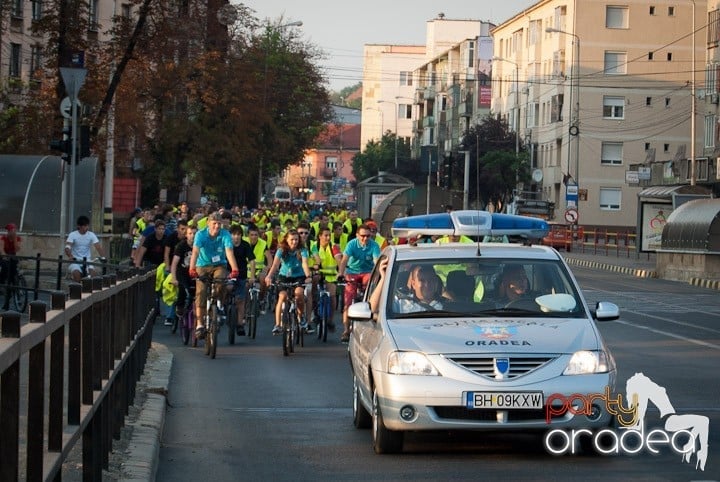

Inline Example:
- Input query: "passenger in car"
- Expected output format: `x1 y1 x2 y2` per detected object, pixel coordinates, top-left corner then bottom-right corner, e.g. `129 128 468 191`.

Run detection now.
369 260 445 314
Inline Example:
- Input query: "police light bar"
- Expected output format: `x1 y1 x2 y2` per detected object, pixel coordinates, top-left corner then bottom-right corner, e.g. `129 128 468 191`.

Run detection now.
391 210 549 239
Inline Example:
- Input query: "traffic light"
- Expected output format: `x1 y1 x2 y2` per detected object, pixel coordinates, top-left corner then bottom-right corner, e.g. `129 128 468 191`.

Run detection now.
49 126 72 160
442 159 453 189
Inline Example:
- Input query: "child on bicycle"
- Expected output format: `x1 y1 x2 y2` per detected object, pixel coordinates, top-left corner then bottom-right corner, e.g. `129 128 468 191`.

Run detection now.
264 229 312 335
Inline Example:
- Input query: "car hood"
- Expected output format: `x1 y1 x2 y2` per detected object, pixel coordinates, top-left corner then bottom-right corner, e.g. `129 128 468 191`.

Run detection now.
388 318 600 354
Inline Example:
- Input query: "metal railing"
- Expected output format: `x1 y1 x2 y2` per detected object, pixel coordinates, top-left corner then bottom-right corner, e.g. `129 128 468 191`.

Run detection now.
0 267 156 480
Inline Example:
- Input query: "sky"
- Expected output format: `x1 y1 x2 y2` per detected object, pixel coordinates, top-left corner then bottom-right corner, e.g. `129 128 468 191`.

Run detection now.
245 0 538 92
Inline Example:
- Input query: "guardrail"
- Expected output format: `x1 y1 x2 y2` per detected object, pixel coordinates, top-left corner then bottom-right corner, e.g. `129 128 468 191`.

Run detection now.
0 267 156 480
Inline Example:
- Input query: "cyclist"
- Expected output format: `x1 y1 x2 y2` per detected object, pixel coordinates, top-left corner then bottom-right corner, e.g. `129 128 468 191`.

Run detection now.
134 219 167 268
264 229 312 335
65 216 106 282
342 209 362 240
297 222 315 326
0 222 21 287
245 224 272 313
169 223 197 324
311 226 341 331
330 221 348 252
229 224 255 336
336 223 381 342
189 213 240 340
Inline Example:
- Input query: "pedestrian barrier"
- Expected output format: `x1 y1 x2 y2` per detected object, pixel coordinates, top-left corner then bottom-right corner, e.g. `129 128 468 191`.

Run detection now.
0 267 156 481
576 228 638 258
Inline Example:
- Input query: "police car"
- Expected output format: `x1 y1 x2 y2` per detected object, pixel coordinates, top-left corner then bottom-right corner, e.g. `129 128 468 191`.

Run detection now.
347 211 620 454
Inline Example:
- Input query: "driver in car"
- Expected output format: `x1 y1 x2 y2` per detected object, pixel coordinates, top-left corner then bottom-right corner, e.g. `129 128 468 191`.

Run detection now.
496 265 531 307
370 259 444 314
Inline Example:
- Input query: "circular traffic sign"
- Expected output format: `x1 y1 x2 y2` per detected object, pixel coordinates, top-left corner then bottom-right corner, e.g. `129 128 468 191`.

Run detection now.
564 208 579 224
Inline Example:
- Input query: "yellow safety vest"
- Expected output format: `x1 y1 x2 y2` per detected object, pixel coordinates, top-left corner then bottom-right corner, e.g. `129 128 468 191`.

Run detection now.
316 243 339 282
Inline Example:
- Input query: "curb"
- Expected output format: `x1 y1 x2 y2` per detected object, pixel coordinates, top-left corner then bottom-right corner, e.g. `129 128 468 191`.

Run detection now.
564 257 657 279
119 343 173 482
689 277 720 291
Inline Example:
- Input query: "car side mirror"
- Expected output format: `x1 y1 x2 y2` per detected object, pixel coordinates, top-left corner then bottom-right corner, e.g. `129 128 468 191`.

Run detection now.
592 301 620 322
348 301 373 321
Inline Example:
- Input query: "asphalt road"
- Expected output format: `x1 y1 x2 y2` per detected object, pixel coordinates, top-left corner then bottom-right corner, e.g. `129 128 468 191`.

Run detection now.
153 268 720 482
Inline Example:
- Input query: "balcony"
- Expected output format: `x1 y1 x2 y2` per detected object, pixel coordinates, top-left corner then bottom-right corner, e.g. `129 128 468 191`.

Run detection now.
422 115 435 128
423 85 436 99
414 90 425 104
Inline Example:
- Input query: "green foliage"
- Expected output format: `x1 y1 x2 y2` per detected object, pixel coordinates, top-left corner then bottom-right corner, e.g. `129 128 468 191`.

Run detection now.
330 82 361 109
352 131 399 180
455 114 530 207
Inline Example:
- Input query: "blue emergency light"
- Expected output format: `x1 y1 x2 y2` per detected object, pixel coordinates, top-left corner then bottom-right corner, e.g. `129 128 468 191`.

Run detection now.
391 210 549 239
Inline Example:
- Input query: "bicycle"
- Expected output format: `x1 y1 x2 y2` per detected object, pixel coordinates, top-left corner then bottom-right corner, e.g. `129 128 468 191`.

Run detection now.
178 285 196 346
314 271 334 343
337 276 368 343
0 256 27 313
197 275 233 359
244 281 261 339
275 280 308 356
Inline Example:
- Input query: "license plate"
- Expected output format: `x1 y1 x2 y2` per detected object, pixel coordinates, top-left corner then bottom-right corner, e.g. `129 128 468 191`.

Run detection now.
465 391 544 409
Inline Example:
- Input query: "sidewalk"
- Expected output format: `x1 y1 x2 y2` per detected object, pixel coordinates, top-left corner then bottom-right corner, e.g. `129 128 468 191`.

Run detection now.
562 249 720 290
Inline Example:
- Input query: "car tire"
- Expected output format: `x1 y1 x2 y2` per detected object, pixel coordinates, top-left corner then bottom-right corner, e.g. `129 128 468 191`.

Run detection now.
372 389 403 454
353 375 371 429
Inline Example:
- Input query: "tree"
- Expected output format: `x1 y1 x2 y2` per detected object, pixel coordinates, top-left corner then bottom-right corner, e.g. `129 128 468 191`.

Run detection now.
330 82 361 109
352 131 400 181
456 114 530 209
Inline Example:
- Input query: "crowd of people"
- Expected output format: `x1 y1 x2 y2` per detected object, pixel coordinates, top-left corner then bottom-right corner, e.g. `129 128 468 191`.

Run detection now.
127 200 387 343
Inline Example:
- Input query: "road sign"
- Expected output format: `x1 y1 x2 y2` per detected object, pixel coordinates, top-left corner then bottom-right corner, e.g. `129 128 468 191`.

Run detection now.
60 97 82 119
564 208 579 224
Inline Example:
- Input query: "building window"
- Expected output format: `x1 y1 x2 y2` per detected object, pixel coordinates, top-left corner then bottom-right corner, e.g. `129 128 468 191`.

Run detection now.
606 6 629 28
704 115 716 149
667 52 672 61
10 43 21 78
646 97 652 106
88 0 98 30
599 188 621 210
645 142 651 150
398 104 412 119
665 97 671 107
399 71 412 86
604 51 627 74
30 45 42 77
12 0 23 17
664 143 670 152
31 0 42 20
551 94 564 122
649 5 655 15
121 3 131 17
601 142 623 165
668 6 675 16
648 52 654 60
603 96 625 119
467 41 475 68
325 156 338 170
706 63 718 95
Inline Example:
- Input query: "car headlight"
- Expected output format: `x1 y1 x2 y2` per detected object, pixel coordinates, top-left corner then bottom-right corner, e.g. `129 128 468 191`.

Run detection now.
563 350 614 375
387 351 439 376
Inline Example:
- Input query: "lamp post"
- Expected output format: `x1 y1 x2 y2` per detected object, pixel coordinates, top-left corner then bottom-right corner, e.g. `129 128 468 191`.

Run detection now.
690 0 696 186
546 27 581 192
377 99 398 169
257 20 303 207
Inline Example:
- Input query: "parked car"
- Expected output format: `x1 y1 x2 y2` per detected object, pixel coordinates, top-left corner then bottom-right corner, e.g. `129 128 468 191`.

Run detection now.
348 211 619 454
543 222 573 251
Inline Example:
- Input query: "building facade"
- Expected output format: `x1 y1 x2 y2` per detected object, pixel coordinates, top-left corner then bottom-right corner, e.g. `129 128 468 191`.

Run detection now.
492 0 709 228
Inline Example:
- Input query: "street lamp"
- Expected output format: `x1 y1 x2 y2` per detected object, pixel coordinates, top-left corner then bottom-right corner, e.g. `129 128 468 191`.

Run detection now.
257 20 303 207
364 107 383 140
545 27 580 191
377 99 398 169
689 0 696 186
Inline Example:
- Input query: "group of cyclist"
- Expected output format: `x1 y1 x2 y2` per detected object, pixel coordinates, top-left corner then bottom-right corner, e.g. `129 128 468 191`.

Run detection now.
128 200 387 344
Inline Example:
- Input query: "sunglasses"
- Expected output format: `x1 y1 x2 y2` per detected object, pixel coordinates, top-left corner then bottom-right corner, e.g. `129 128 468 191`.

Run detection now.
358 234 370 238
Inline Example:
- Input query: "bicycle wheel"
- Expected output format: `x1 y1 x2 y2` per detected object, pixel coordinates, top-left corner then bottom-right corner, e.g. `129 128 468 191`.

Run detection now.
11 274 28 313
319 295 329 343
281 301 290 356
181 310 192 345
209 305 219 359
227 303 236 345
171 312 179 334
296 311 304 349
204 312 211 356
247 293 258 339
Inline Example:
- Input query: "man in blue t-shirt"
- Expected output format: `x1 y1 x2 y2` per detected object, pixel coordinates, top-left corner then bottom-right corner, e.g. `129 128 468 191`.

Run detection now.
337 223 381 342
189 213 239 339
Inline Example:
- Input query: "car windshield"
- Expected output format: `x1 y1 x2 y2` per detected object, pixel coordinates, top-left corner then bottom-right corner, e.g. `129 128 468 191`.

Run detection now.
386 258 584 318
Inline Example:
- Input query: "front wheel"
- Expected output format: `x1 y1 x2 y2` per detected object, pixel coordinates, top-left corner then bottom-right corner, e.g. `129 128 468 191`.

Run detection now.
12 275 28 313
227 304 237 345
372 389 403 454
281 302 290 357
181 310 193 345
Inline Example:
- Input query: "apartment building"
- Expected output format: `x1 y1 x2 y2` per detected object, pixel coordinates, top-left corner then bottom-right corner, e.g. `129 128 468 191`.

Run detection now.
361 16 493 167
492 0 708 228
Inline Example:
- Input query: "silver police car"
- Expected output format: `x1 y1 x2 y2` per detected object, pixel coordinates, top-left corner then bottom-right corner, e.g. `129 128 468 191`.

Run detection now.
348 211 619 454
